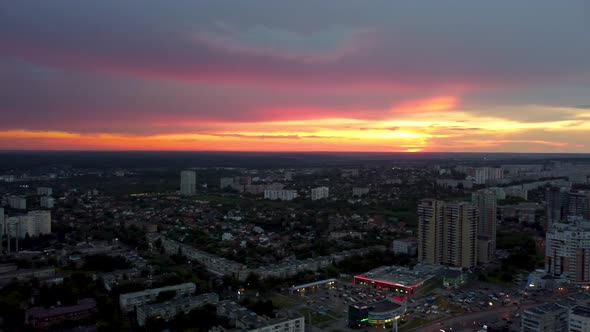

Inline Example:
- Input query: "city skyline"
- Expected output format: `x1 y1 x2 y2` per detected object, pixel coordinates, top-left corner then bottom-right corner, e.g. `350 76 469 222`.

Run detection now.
1 1 590 152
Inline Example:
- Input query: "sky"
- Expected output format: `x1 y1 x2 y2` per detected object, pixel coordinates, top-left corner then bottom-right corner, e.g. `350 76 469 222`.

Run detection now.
1 1 590 152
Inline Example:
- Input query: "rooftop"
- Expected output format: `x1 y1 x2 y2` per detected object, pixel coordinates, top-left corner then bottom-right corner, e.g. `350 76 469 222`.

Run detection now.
355 264 443 288
370 300 402 313
526 303 566 316
26 298 96 319
571 306 590 318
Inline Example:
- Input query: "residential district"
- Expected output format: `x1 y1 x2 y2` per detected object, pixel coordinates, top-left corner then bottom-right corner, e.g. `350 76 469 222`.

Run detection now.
2 157 590 332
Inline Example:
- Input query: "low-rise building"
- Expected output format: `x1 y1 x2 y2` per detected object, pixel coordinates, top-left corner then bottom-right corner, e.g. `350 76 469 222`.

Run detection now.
119 282 196 312
26 298 97 330
0 266 56 285
353 264 444 302
136 293 219 326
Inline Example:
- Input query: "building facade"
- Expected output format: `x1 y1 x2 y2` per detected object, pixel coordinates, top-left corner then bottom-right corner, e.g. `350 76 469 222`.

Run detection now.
418 199 445 265
472 189 497 263
136 293 219 326
8 196 26 210
264 189 298 201
418 199 478 269
311 186 329 200
545 220 590 285
119 282 196 312
522 303 568 332
392 239 418 256
570 306 590 332
1 210 51 239
180 170 197 196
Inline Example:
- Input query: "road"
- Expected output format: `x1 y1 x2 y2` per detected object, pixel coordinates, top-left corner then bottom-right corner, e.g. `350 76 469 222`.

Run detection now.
411 303 541 332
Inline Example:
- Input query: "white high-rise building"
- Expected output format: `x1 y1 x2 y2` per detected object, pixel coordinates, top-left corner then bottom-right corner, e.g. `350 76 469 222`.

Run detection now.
546 219 590 285
570 306 590 332
36 187 53 196
264 189 298 201
40 196 55 209
8 196 26 210
311 187 329 200
180 170 196 196
2 211 51 239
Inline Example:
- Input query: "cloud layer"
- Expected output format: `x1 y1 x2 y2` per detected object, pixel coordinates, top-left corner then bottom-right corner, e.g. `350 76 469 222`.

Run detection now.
1 1 590 152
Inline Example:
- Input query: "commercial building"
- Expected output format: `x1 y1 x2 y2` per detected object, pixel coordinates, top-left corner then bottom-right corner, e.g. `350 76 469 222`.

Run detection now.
545 219 590 285
392 238 418 256
8 196 26 210
26 298 97 330
570 306 590 332
119 282 196 312
180 170 196 196
1 210 51 239
310 186 329 200
37 187 53 196
263 189 297 201
136 293 219 326
418 199 478 269
348 300 406 329
353 264 443 302
522 303 569 332
472 190 497 263
442 269 467 289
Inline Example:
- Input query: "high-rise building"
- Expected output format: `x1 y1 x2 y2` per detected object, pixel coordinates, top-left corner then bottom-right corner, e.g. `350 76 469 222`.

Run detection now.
417 199 445 266
472 189 497 263
568 191 590 221
36 187 53 196
545 219 590 284
40 196 55 209
311 187 329 200
570 306 590 332
264 190 298 201
8 196 27 210
2 211 51 239
418 199 478 269
180 170 196 196
443 202 478 269
546 187 569 227
521 303 568 332
220 177 234 189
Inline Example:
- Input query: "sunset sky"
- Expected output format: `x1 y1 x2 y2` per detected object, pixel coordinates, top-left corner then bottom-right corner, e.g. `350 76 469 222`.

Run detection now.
1 1 590 152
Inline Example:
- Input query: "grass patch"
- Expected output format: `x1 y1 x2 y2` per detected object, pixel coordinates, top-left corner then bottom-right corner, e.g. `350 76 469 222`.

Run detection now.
266 293 304 309
297 307 337 327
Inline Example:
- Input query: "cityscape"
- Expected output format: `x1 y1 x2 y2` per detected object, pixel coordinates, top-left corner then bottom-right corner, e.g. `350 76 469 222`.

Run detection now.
1 152 590 332
1 1 590 332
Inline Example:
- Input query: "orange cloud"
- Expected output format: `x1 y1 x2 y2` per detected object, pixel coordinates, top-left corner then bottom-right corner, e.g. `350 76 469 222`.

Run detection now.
392 95 459 113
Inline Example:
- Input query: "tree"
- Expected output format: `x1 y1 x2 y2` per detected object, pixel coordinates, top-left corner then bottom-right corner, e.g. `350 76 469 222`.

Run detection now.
245 273 261 290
